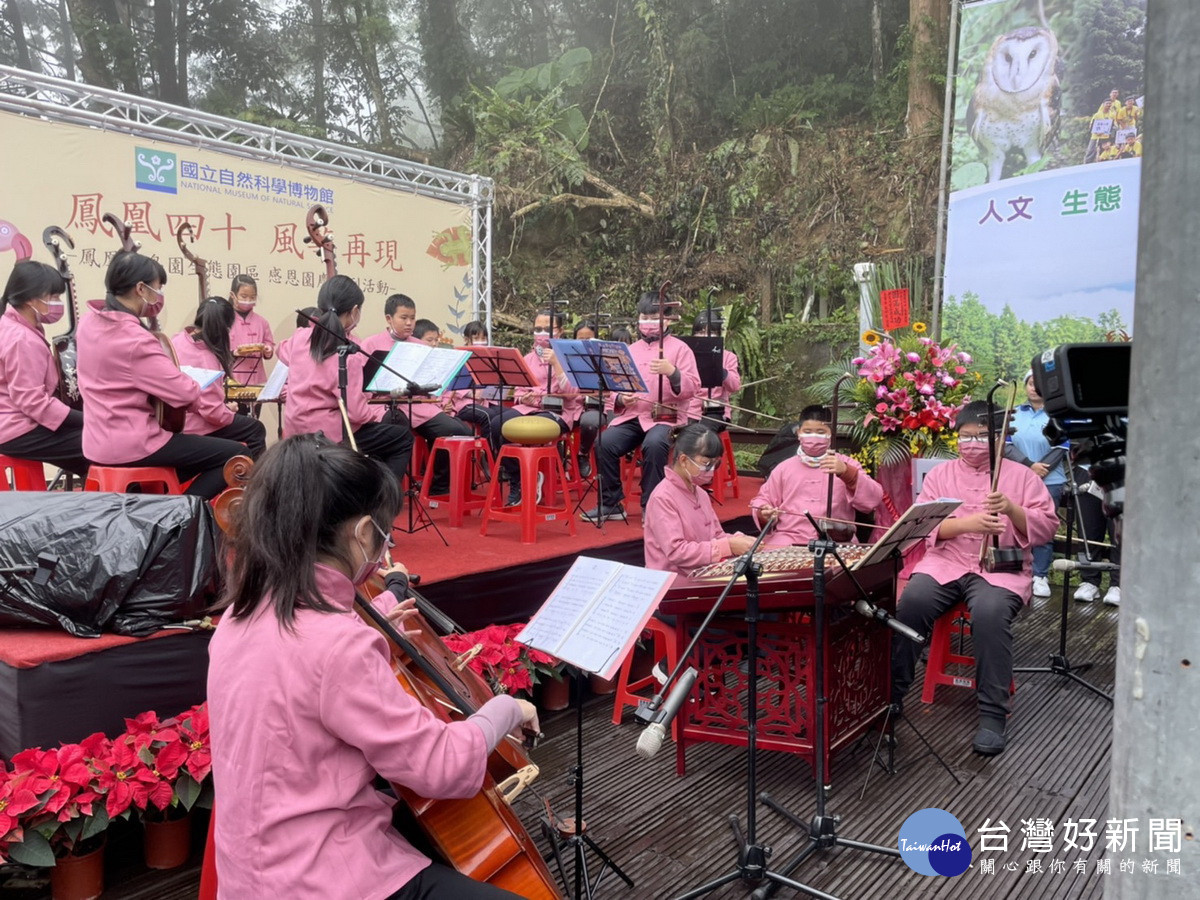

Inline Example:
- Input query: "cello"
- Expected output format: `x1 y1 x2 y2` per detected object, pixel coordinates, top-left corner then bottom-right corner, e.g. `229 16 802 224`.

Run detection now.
175 222 210 307
41 226 82 410
211 459 563 899
101 212 187 433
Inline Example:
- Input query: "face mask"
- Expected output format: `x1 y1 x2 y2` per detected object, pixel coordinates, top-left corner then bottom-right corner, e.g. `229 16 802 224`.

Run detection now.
350 520 390 586
690 469 714 486
958 441 991 469
36 300 65 325
140 286 166 318
533 331 552 348
235 299 256 313
799 435 831 458
638 320 662 341
471 341 489 347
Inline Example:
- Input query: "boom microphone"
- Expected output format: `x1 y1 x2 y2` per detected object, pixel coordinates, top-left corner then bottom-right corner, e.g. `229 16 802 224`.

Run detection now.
635 667 698 760
1051 558 1121 574
854 599 925 645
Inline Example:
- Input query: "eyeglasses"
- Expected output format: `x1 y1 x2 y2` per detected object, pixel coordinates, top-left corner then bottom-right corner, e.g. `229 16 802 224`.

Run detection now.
683 456 720 472
958 435 991 444
371 519 395 551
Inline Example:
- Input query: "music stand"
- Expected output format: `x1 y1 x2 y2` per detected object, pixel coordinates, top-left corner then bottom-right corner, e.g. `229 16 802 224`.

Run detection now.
677 335 725 426
550 339 649 528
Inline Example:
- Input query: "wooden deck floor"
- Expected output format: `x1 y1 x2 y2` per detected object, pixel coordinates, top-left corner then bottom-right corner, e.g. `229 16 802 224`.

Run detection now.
2 586 1119 899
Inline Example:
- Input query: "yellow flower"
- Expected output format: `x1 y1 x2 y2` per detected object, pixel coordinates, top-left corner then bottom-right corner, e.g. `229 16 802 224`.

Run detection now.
862 330 882 346
912 322 927 333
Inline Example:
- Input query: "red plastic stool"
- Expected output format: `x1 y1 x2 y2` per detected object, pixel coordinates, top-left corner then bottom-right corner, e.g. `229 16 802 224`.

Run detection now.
718 429 739 498
612 618 680 727
921 602 1017 703
198 808 218 899
481 444 576 544
620 447 643 502
84 465 183 494
0 455 47 491
418 436 495 527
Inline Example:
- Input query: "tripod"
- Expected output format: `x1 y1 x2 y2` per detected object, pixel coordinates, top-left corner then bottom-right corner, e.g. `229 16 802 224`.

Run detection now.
392 388 448 545
542 665 635 899
1013 462 1112 702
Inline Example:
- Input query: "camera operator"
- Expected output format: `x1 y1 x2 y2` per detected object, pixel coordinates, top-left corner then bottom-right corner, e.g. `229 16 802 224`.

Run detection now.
1071 436 1123 606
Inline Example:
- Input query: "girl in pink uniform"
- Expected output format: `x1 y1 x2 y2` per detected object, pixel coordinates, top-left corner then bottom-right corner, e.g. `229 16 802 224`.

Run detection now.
208 435 537 899
227 274 274 386
76 252 248 499
170 297 266 458
0 261 89 476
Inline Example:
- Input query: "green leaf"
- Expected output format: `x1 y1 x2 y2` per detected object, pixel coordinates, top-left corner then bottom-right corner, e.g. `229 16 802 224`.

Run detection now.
7 830 56 868
81 808 110 842
175 773 202 812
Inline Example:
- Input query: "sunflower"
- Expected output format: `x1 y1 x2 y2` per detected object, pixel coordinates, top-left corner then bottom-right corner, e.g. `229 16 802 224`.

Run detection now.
862 330 882 346
911 321 927 333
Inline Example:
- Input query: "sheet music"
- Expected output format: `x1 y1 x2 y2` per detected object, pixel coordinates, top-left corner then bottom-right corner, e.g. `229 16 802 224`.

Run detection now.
517 556 676 679
257 362 288 401
366 344 470 395
179 366 224 390
852 498 963 570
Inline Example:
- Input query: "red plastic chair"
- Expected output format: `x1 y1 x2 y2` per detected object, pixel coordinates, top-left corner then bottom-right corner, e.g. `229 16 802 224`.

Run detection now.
612 618 679 728
0 455 47 491
921 602 1016 703
84 465 182 494
198 808 218 899
418 436 495 527
481 444 576 544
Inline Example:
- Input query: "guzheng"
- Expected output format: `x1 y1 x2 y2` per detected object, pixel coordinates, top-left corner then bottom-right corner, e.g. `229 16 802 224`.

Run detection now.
656 542 897 779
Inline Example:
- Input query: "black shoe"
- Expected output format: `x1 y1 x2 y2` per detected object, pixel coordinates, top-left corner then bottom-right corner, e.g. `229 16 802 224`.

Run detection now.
577 453 592 479
972 725 1007 756
506 485 522 507
581 503 624 523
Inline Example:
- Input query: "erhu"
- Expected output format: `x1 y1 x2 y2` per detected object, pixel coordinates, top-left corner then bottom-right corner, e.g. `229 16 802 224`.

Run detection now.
535 285 568 415
981 381 1024 573
820 373 858 543
41 226 82 410
175 221 210 308
650 279 682 423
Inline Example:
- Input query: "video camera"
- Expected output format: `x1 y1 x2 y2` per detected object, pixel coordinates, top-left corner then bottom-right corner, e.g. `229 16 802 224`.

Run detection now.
1031 342 1129 520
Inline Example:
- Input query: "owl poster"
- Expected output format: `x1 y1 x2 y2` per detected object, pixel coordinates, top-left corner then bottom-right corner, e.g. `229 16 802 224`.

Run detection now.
942 0 1145 374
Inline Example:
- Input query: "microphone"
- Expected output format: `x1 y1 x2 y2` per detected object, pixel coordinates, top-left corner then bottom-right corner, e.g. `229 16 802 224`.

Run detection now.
32 555 58 587
394 383 443 396
854 599 925 645
1052 558 1121 574
635 667 697 760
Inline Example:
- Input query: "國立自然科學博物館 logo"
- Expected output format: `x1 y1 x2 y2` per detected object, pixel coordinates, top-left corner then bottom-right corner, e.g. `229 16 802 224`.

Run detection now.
898 808 972 876
134 147 178 194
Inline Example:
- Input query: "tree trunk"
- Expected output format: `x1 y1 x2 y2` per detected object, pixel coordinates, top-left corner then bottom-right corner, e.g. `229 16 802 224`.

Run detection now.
310 0 326 132
57 0 77 80
5 0 34 71
871 0 884 84
153 0 179 101
103 0 141 94
176 0 189 104
66 0 116 87
418 0 469 107
905 0 949 137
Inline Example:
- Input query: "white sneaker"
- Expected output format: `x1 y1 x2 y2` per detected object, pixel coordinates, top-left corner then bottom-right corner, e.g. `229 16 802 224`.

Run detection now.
1074 582 1100 603
1032 576 1051 598
536 472 545 504
1103 586 1121 606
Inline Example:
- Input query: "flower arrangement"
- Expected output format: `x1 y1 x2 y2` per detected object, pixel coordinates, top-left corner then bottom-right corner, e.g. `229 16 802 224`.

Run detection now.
820 323 980 470
442 623 563 696
106 706 212 822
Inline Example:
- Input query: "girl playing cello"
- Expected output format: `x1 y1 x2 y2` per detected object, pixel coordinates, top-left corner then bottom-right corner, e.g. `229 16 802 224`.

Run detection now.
207 434 538 899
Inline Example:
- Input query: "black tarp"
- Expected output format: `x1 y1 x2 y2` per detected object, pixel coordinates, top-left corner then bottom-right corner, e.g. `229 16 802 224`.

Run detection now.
0 493 219 637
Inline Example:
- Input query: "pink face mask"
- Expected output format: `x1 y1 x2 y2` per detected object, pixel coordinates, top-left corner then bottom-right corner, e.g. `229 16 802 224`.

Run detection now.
799 435 831 458
36 300 65 325
351 521 390 585
958 441 991 469
140 287 166 318
638 320 662 340
533 331 552 348
235 299 256 313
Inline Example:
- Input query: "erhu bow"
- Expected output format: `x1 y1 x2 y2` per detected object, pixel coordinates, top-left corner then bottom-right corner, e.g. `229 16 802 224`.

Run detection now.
175 222 210 307
651 280 682 423
41 226 82 410
981 381 1024 573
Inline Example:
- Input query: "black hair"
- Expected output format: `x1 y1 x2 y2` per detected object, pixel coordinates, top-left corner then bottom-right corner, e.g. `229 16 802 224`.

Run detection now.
798 405 832 425
104 251 167 311
220 434 402 627
384 293 416 316
669 422 723 461
955 400 991 430
535 309 564 330
1 261 66 313
463 320 487 343
311 274 364 362
230 273 257 296
573 321 597 338
413 318 439 340
692 310 723 333
636 291 664 317
610 324 633 344
296 306 319 329
193 296 236 375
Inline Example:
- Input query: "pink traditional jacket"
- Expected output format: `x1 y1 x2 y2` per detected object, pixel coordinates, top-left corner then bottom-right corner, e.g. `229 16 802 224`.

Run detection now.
911 456 1060 602
77 307 201 463
282 327 379 440
228 308 274 385
0 305 70 443
750 453 883 549
610 333 700 430
512 348 582 427
644 467 744 576
170 331 234 436
208 564 523 900
688 349 742 419
360 331 440 428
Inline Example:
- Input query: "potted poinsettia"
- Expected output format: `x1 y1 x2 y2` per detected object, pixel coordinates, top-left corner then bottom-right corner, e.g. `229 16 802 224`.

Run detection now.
442 623 566 705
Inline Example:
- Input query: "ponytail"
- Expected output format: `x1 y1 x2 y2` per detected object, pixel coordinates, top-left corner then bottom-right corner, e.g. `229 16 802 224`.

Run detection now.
310 275 363 362
193 296 236 375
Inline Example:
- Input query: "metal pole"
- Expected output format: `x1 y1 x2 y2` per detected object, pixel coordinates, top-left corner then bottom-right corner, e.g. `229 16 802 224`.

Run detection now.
929 0 961 341
1108 2 1200 895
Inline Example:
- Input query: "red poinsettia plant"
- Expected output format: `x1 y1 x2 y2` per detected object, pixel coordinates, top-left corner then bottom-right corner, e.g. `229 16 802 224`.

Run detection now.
105 705 213 823
442 623 563 696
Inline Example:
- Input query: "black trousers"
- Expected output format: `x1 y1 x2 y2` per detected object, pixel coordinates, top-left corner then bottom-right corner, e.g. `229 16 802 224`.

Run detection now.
1073 468 1121 587
498 411 568 487
132 432 251 500
207 414 267 459
355 420 415 492
597 420 672 509
891 573 1023 727
455 404 494 442
414 413 473 494
577 409 612 457
0 411 89 477
385 862 524 899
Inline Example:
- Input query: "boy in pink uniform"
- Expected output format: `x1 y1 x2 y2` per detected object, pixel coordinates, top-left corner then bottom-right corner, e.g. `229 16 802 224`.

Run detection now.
584 291 701 522
890 401 1060 756
0 261 89 476
208 435 538 900
169 297 266 458
361 294 470 495
227 274 275 387
750 405 882 547
687 310 742 429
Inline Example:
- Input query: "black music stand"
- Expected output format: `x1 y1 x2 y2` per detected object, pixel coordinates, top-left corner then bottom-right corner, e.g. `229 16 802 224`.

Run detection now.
550 340 648 528
677 335 725 426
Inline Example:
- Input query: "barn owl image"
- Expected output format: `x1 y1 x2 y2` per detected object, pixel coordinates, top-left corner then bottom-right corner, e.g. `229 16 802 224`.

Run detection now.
967 26 1063 183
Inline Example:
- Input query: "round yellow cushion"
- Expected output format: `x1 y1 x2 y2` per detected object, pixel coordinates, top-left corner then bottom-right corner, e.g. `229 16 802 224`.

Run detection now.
501 415 562 445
